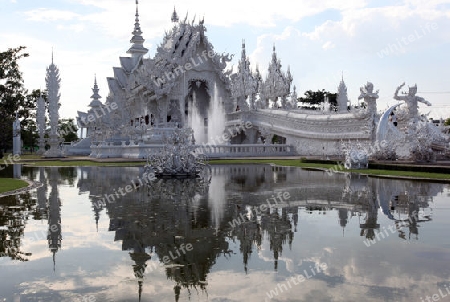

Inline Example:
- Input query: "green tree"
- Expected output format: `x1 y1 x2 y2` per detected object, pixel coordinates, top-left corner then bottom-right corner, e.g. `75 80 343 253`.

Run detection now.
0 46 32 157
21 89 47 153
298 90 338 111
58 118 78 143
444 118 450 126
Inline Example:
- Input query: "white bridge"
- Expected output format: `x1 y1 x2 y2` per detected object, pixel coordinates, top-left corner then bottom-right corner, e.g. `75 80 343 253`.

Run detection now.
225 108 374 156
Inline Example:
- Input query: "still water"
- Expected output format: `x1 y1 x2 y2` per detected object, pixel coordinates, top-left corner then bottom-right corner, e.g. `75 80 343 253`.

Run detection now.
0 165 449 302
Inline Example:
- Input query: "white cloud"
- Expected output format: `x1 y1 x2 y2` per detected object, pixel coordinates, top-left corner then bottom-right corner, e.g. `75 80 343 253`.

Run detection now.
2 0 450 119
24 8 81 22
322 41 335 50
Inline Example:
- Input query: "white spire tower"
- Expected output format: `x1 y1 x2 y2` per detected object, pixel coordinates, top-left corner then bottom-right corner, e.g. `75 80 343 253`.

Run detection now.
337 72 349 113
43 51 64 157
127 0 148 63
89 75 102 107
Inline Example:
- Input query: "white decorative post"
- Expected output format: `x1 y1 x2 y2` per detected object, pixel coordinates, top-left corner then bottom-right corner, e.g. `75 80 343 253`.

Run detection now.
12 112 21 155
43 54 64 158
36 94 46 155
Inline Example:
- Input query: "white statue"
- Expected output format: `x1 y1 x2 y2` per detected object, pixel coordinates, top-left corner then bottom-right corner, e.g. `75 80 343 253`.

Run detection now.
358 82 379 115
394 82 431 124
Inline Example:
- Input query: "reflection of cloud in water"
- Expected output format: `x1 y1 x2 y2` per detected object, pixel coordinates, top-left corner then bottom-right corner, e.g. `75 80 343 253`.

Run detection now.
1 165 449 301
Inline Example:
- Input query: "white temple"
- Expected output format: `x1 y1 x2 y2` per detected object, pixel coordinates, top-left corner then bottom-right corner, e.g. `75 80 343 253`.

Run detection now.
66 3 449 161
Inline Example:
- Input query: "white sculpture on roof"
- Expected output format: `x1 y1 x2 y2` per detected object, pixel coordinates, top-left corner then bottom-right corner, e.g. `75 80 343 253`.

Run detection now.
230 41 257 111
261 46 293 109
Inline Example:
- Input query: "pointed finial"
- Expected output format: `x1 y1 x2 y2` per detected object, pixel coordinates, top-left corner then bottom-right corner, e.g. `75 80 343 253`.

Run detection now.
51 47 54 64
171 6 179 22
135 0 139 23
127 0 148 58
273 44 276 52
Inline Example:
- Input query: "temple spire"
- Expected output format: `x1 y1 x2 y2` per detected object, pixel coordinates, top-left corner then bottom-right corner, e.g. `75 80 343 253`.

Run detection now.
171 6 179 23
337 73 349 113
127 0 148 60
271 44 277 63
89 75 102 108
241 39 246 60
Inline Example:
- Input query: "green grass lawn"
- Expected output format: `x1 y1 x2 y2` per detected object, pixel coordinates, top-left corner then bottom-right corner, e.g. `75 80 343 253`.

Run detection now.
208 159 450 181
16 154 42 160
7 156 450 181
0 178 29 194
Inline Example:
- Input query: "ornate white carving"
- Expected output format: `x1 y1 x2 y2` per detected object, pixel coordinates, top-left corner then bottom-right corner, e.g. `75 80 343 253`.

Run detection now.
337 76 349 113
230 41 257 111
261 46 292 109
43 57 64 158
143 127 211 177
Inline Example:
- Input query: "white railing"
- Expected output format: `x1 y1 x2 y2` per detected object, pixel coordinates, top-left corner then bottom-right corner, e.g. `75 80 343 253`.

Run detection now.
89 142 296 159
197 144 295 158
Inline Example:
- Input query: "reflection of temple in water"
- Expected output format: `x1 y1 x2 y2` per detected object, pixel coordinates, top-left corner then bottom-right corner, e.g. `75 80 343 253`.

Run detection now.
47 167 62 270
74 164 443 300
77 166 231 301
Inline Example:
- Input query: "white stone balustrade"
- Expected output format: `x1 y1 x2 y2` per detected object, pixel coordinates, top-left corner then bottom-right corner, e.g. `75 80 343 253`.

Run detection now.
89 142 295 159
197 144 295 158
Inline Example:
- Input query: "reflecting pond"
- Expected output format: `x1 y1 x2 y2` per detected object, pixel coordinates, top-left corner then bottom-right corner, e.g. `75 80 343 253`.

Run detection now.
1 165 449 302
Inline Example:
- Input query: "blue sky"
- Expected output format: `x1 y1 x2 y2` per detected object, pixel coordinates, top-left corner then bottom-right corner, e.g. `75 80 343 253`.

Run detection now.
1 0 450 119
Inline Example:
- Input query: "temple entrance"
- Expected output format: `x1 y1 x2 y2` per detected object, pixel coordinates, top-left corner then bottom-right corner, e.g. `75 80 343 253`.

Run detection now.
185 80 211 143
